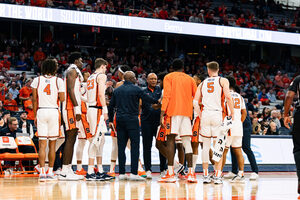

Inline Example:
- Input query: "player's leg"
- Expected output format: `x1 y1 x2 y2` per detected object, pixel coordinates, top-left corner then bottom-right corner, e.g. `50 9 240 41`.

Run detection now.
47 139 56 179
109 136 118 176
221 148 229 170
230 136 245 182
202 136 211 182
76 139 86 174
192 142 199 172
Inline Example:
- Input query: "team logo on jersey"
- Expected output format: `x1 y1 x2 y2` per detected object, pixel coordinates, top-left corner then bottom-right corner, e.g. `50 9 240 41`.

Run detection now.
160 131 164 138
193 131 197 136
166 123 170 129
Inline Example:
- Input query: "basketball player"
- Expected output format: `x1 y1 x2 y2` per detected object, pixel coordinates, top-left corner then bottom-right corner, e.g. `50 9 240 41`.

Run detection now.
75 71 92 176
221 76 247 182
193 61 234 184
31 58 65 181
108 65 146 178
86 58 109 181
159 59 197 183
60 52 84 180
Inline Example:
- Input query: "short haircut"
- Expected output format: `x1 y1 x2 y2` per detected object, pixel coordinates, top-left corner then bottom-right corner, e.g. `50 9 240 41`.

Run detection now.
94 58 108 69
41 58 57 75
226 76 236 88
68 52 81 64
119 65 131 73
8 117 18 125
172 58 184 71
194 74 205 82
206 61 219 72
82 71 90 76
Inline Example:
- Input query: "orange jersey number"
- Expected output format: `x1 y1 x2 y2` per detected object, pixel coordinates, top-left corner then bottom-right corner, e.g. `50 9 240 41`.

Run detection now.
207 82 214 93
43 84 51 95
234 98 241 109
87 79 94 90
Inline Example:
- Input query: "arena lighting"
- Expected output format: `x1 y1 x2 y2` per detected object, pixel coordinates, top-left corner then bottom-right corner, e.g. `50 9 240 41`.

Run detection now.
0 4 300 46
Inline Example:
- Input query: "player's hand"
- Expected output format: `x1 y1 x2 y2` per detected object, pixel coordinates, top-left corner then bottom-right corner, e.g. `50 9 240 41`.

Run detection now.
160 116 165 129
109 122 114 129
284 116 292 129
75 114 81 121
229 114 234 121
104 113 108 121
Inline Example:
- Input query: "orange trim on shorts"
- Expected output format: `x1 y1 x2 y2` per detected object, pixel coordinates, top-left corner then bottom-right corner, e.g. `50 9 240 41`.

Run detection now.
66 109 76 131
231 146 242 149
200 133 217 138
79 113 92 139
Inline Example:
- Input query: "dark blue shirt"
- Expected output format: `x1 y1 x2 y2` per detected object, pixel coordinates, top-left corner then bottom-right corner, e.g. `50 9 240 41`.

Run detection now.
0 127 22 139
141 86 162 123
108 81 159 122
243 105 252 134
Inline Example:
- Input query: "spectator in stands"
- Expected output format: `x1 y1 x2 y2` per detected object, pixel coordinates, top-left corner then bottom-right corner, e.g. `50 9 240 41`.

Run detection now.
8 82 19 100
258 88 270 105
3 93 18 112
198 10 205 23
0 117 21 138
159 5 168 19
0 111 10 129
18 111 34 138
271 110 281 129
266 121 279 135
189 11 198 22
23 94 34 125
19 79 32 102
252 118 261 135
0 77 8 103
20 72 27 86
1 56 11 70
267 89 277 103
16 55 28 71
33 47 46 63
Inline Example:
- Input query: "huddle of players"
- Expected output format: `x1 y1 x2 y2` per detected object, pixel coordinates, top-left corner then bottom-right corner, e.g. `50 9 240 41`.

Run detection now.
33 52 246 184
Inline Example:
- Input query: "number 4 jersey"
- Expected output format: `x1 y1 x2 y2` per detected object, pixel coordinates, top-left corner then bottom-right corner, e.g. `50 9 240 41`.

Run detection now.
31 76 65 108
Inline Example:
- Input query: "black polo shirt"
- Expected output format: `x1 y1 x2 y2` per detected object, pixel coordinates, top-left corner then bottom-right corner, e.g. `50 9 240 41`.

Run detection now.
141 86 162 123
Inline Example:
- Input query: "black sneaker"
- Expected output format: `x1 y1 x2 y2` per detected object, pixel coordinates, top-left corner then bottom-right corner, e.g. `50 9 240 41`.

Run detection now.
97 172 113 180
86 173 98 181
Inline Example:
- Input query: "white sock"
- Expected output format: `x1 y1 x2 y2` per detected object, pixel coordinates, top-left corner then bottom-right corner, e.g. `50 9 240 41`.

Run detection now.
88 165 94 174
168 166 174 175
192 155 198 171
97 165 104 173
40 167 46 175
110 161 116 173
48 167 53 174
203 169 209 176
62 165 68 173
188 167 194 174
77 164 82 171
215 170 222 177
138 160 144 171
238 171 244 177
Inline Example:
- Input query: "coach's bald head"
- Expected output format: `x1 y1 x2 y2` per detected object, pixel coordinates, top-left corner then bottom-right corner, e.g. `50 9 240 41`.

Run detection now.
124 71 136 84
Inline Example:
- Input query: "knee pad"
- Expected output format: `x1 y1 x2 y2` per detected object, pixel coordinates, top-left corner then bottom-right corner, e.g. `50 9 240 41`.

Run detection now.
202 137 211 163
181 136 193 154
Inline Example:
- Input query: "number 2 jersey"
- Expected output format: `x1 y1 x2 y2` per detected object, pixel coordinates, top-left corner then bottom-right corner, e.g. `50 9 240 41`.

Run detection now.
31 75 64 108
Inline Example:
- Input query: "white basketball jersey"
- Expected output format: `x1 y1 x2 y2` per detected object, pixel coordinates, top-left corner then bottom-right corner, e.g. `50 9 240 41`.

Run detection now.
63 64 83 110
201 76 224 112
87 72 106 107
31 76 64 108
81 82 87 98
227 90 246 136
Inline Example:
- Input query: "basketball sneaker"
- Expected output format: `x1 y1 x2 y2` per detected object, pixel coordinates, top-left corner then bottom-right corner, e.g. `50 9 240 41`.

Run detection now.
249 172 259 180
138 170 147 178
146 171 152 179
213 176 223 184
86 173 104 181
76 168 87 176
178 171 187 180
174 162 184 175
158 171 176 183
46 173 58 181
230 175 245 183
39 174 47 182
203 175 211 184
107 172 116 179
187 173 197 183
68 167 84 180
129 174 146 181
97 172 113 180
119 174 127 180
224 172 236 179
160 170 167 178
35 164 41 174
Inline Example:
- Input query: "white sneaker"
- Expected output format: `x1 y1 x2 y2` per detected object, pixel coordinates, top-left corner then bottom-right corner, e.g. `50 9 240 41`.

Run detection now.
129 174 146 181
54 168 62 176
174 163 184 175
224 172 236 179
203 175 211 184
230 175 245 183
58 170 80 181
213 176 223 184
34 164 41 174
146 171 152 179
68 167 84 180
39 174 47 182
160 170 167 177
249 173 259 180
119 174 127 180
46 173 58 181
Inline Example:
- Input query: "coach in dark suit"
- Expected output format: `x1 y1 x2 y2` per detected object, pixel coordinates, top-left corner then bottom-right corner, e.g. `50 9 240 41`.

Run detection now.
108 71 159 180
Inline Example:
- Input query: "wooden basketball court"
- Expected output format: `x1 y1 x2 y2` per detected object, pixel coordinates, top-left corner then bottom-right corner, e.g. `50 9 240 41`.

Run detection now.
0 172 298 200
